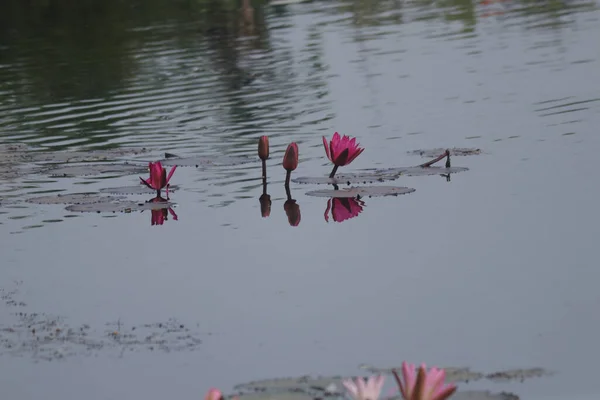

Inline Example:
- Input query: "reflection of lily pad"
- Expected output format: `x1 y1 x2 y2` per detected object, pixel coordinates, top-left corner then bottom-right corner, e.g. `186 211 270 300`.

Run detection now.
65 200 174 213
30 148 149 163
292 173 399 185
359 364 484 383
98 185 179 195
47 163 147 177
306 186 415 198
234 375 346 393
160 155 256 167
26 193 123 205
485 368 552 382
409 148 482 157
374 166 469 177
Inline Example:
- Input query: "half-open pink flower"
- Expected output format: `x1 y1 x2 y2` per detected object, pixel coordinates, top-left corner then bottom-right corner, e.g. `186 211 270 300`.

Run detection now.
140 161 177 198
392 362 457 400
343 375 385 400
323 132 364 167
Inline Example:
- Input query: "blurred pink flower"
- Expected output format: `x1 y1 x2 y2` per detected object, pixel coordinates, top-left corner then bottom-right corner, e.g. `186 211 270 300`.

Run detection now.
343 375 385 400
392 362 457 400
204 388 223 400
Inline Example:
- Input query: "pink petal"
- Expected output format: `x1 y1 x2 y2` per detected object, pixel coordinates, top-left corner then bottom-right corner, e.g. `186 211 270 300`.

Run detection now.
166 165 177 184
343 379 359 399
322 136 332 162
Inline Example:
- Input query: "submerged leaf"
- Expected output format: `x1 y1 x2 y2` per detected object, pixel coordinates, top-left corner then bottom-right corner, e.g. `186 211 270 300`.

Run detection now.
65 200 174 213
292 172 399 185
46 163 147 177
306 186 415 198
373 166 469 177
26 193 123 205
98 185 179 195
408 148 482 157
234 375 346 393
160 155 256 167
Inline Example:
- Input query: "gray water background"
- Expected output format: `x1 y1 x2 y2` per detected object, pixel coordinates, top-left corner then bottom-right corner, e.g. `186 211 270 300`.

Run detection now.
1 0 600 399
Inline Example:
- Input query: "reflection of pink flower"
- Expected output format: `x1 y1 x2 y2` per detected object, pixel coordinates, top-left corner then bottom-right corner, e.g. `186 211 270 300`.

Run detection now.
322 132 364 167
343 376 385 400
393 362 457 400
148 196 178 226
140 161 177 198
324 197 364 223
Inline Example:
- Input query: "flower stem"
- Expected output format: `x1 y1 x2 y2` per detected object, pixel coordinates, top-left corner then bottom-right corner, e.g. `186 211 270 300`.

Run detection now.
285 170 292 187
419 149 450 168
261 160 267 180
329 165 339 178
284 182 292 201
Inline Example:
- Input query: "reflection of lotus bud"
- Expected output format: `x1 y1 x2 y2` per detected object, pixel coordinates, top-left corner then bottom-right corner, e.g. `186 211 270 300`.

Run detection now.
259 193 271 217
284 199 301 226
258 135 269 161
282 142 298 172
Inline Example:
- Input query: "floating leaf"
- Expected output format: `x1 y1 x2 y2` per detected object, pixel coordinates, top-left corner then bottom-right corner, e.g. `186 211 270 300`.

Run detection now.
305 186 415 198
65 200 174 213
359 364 484 383
159 155 256 167
30 148 150 163
387 391 519 400
98 185 179 195
26 193 123 205
234 375 346 393
46 163 147 177
292 172 399 185
373 166 469 177
409 148 482 157
231 393 317 400
485 368 553 382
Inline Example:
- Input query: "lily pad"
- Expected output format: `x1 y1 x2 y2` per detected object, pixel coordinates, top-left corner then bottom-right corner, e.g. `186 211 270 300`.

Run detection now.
234 375 346 393
485 368 553 382
305 186 415 198
26 193 123 205
65 200 174 213
359 364 484 383
160 154 256 167
98 185 179 195
409 148 482 157
373 166 469 177
46 163 147 177
388 391 518 400
30 148 150 163
230 393 316 400
292 172 399 185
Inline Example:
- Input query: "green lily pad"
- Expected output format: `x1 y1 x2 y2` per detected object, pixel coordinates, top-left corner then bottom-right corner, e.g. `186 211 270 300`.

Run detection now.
98 185 179 195
306 186 415 198
26 193 123 205
65 200 174 213
233 375 346 393
485 368 553 382
292 172 399 185
30 147 150 163
373 166 469 177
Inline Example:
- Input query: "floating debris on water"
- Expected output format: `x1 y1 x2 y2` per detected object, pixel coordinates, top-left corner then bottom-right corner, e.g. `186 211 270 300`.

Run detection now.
306 186 416 198
159 154 257 167
408 148 482 157
292 172 399 185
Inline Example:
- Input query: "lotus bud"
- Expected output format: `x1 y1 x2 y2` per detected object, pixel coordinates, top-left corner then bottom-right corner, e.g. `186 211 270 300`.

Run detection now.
258 135 269 161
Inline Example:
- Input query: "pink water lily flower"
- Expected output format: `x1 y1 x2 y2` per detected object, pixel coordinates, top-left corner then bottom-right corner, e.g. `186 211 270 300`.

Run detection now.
140 161 177 199
322 132 365 178
392 362 457 400
343 375 385 400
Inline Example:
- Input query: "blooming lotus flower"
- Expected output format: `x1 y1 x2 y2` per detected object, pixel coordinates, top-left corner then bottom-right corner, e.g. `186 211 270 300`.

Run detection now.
140 161 177 199
392 362 457 400
324 197 365 223
343 375 385 400
205 388 223 400
258 135 269 161
323 132 364 178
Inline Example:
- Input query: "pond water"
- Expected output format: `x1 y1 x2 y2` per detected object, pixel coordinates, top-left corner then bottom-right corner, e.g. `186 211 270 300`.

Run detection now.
1 0 599 399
